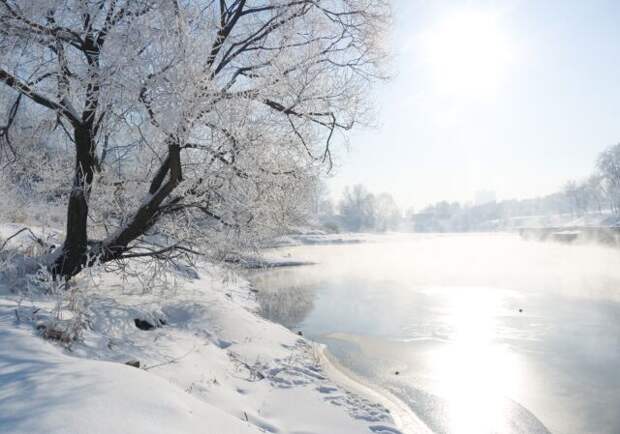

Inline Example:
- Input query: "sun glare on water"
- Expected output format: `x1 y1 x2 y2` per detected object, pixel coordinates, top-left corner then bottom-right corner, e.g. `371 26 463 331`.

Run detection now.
421 9 514 99
433 287 523 433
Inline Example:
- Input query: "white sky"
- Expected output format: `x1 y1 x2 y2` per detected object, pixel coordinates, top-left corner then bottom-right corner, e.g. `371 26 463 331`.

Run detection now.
328 0 620 210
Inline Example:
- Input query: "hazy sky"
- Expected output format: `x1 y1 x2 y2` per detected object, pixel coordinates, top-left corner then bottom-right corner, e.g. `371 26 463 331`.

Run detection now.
328 0 620 210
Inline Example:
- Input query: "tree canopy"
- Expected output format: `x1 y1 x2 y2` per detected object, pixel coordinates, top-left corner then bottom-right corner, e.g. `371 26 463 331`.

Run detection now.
0 0 389 277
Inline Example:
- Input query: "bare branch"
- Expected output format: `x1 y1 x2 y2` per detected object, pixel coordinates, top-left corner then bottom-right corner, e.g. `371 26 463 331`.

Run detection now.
0 68 81 126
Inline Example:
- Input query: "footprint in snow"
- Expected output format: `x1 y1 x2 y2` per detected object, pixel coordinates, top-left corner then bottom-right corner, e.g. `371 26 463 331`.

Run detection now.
317 385 338 394
369 425 402 434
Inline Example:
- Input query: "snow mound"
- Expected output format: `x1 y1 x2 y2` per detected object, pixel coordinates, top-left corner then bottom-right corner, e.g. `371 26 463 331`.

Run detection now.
0 302 260 434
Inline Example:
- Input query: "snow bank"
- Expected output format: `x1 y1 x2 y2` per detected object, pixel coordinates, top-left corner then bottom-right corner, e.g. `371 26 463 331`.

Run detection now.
0 254 404 434
268 232 367 248
0 301 260 434
494 211 620 230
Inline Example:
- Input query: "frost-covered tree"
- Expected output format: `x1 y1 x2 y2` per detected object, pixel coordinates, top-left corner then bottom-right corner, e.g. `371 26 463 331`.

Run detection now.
0 0 389 278
338 184 376 231
373 192 400 231
563 180 582 217
564 176 606 216
584 174 604 214
597 143 620 215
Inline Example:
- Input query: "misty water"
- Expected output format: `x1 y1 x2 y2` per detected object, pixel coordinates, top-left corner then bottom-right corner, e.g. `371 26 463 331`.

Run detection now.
249 233 620 434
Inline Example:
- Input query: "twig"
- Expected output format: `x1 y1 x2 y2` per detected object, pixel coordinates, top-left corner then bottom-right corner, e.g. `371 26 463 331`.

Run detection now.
142 345 198 370
0 227 47 252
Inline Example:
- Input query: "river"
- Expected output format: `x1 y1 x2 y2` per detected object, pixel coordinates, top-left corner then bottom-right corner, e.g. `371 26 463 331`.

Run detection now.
248 233 620 434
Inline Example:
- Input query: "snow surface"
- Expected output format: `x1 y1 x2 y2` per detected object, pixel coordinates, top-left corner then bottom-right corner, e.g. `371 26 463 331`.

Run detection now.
0 225 407 434
267 232 366 248
0 306 260 434
490 211 620 230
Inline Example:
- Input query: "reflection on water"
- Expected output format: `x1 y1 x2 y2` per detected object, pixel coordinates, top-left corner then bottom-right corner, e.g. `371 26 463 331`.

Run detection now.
249 234 620 434
252 270 317 328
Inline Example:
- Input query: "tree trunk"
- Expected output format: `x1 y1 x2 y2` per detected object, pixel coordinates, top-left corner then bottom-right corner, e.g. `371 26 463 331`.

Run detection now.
50 142 182 279
51 125 97 278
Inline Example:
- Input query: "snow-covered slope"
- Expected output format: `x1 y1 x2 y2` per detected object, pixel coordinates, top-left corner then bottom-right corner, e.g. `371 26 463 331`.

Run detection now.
0 233 405 434
0 304 260 434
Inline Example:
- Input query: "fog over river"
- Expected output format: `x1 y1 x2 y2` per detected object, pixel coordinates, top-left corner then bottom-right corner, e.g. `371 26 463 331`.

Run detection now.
249 234 620 434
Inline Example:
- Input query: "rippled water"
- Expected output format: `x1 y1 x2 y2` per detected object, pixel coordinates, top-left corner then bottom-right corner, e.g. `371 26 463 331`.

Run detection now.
249 234 620 434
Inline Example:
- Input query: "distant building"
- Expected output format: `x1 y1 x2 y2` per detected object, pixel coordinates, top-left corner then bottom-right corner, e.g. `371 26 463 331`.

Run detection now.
474 190 496 206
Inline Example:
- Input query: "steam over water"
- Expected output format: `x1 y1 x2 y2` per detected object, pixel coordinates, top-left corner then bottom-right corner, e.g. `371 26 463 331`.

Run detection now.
250 234 620 434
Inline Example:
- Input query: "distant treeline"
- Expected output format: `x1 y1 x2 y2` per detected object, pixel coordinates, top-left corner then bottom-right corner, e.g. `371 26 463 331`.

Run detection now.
318 143 620 233
318 184 402 233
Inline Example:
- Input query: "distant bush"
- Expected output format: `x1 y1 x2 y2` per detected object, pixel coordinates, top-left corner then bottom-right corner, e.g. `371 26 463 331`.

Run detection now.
321 222 340 234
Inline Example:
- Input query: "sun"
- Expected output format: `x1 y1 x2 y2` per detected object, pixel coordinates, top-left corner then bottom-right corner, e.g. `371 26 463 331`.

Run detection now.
421 9 513 99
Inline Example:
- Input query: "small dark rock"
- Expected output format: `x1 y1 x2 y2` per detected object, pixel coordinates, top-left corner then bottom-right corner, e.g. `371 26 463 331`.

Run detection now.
519 308 523 313
297 331 303 336
394 371 400 375
158 318 167 326
125 360 141 368
216 339 233 349
134 318 156 330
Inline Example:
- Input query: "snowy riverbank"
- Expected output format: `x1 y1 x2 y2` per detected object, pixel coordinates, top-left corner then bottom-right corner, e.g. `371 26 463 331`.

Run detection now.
266 230 367 248
0 225 410 433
